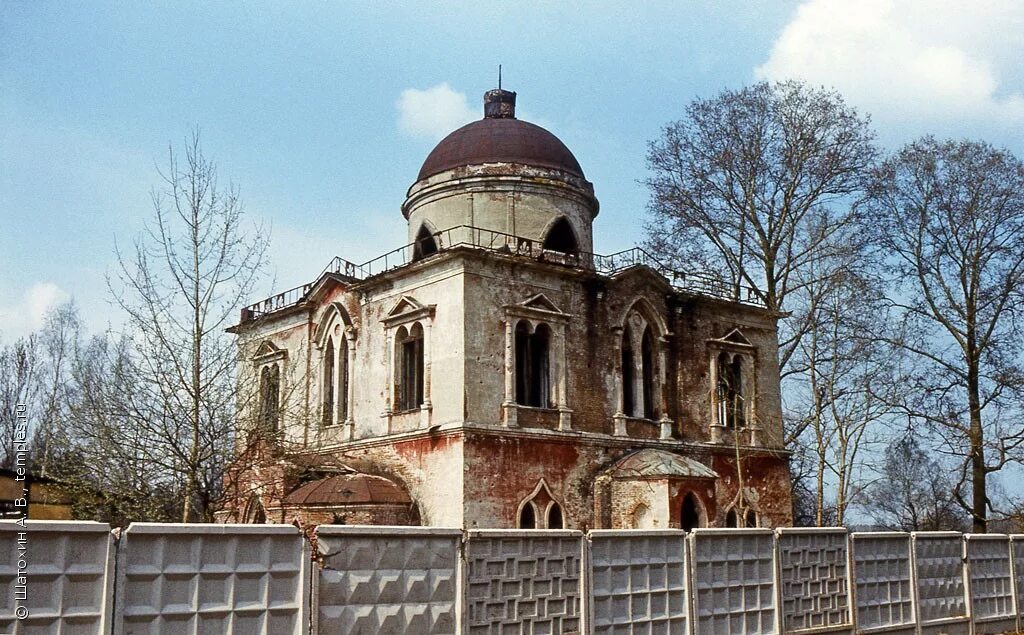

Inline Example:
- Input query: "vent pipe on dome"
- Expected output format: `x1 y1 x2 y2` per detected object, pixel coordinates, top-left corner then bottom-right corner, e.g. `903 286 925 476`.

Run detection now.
484 88 516 119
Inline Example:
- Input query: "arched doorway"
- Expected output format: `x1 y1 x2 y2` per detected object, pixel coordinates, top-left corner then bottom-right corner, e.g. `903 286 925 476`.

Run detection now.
680 493 701 532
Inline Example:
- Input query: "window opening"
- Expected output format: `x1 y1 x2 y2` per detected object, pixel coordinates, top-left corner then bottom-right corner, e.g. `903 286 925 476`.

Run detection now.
515 322 550 407
413 225 438 260
542 217 578 254
681 493 700 532
322 337 335 426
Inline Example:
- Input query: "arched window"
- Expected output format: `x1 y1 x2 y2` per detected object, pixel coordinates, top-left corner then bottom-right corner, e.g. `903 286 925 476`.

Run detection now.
680 493 701 532
725 509 739 528
641 326 656 419
542 217 578 254
413 225 438 261
619 307 663 421
745 509 758 528
517 480 566 529
717 352 746 428
547 503 564 529
519 503 536 529
515 321 550 407
259 365 280 431
621 327 635 416
396 324 424 411
322 337 335 426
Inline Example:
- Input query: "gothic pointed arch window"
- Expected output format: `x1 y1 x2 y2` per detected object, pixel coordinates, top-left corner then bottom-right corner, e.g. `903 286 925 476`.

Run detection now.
542 217 578 254
413 224 438 261
618 304 665 422
516 480 567 529
258 364 280 432
317 304 356 429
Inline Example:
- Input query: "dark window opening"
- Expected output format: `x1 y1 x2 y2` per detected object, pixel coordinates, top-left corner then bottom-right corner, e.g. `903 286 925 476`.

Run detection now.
519 503 536 529
515 322 550 407
413 225 438 260
322 337 335 426
338 336 349 422
259 364 280 432
621 327 635 416
681 493 700 532
641 326 656 419
548 503 564 529
717 352 746 429
396 325 424 411
542 217 578 254
745 509 757 528
725 509 739 528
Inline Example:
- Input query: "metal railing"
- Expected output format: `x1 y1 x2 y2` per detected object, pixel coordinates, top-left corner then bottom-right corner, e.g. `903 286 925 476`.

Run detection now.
241 225 765 321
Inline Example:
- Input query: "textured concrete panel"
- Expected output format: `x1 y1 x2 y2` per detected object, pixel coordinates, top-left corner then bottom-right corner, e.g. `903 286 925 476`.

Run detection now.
910 532 969 635
114 523 309 635
588 530 688 635
849 533 915 635
1013 536 1024 626
776 528 851 634
465 530 583 634
0 520 114 635
315 526 461 634
965 534 1016 635
690 529 777 635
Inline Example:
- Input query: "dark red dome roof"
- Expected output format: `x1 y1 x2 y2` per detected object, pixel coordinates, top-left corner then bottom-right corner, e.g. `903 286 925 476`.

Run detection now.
417 117 584 181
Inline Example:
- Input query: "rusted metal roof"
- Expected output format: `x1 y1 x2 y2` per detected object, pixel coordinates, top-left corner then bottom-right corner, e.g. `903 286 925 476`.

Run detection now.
283 473 411 506
417 117 584 181
607 449 718 479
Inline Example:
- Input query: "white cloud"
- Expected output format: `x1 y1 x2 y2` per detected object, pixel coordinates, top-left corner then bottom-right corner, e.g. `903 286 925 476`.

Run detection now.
0 282 70 340
396 83 478 141
756 0 1024 139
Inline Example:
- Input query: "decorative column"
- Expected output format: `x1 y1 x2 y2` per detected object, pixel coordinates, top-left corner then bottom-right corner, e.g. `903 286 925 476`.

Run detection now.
420 320 433 428
742 354 759 446
657 335 673 440
344 327 357 441
611 326 627 437
556 322 572 431
382 329 394 434
709 352 724 443
502 320 518 427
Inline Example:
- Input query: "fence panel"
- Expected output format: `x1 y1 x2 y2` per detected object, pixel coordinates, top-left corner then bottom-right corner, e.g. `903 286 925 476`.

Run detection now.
1013 535 1024 630
0 520 115 635
464 529 583 634
587 530 688 635
113 523 309 635
965 534 1016 635
689 529 777 635
314 526 461 634
776 528 852 635
849 533 915 635
910 532 968 635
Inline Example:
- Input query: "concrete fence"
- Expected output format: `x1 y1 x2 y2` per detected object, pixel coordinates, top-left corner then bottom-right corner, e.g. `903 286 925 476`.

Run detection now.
2 522 1024 635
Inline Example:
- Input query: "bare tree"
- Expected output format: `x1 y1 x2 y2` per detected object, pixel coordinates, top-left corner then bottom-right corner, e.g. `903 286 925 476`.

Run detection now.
863 435 968 532
790 270 895 525
111 130 268 522
644 80 877 391
0 335 39 469
866 137 1024 532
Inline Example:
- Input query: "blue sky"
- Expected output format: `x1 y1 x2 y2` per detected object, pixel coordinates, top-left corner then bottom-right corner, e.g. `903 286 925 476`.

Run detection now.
3 2 1023 336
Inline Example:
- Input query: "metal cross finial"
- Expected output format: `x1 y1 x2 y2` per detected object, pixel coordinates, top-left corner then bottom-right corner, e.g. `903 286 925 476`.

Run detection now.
498 64 502 90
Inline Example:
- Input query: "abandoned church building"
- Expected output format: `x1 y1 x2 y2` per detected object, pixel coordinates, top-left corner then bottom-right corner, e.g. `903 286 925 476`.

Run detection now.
216 88 793 530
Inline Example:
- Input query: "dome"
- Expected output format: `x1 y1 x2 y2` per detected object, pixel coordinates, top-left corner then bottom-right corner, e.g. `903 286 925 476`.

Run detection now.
416 89 584 181
283 473 412 506
606 450 718 479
